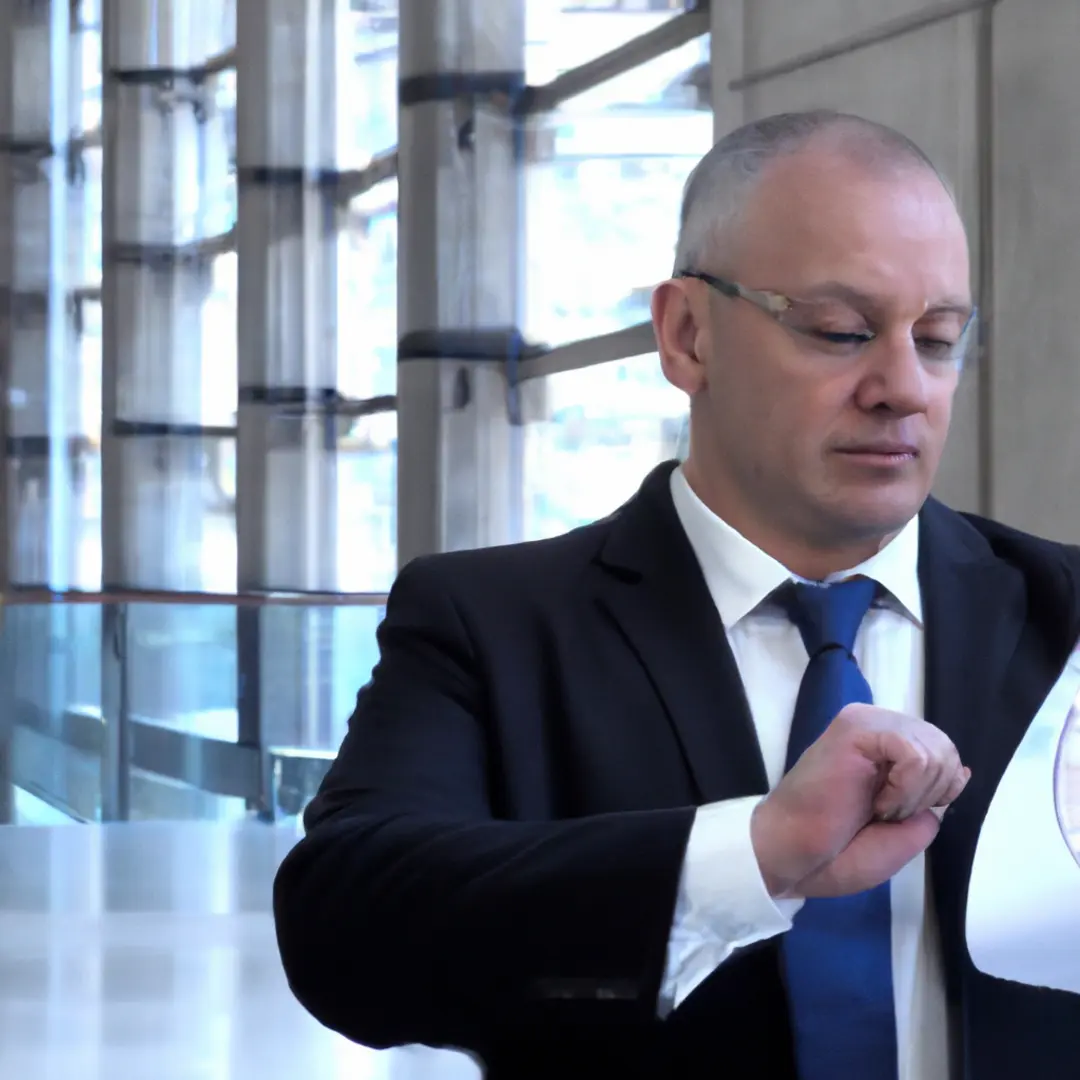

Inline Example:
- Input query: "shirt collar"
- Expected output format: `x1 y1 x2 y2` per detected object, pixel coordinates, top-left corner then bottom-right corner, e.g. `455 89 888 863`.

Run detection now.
670 465 923 629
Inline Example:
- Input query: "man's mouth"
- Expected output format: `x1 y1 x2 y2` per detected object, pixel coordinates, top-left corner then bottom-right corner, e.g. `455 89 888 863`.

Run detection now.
835 444 920 464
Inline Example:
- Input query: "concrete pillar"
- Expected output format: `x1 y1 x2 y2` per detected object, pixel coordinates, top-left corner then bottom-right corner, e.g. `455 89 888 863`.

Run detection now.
100 0 233 593
396 0 526 565
100 0 234 742
0 0 88 823
234 0 350 779
235 0 342 597
0 0 79 590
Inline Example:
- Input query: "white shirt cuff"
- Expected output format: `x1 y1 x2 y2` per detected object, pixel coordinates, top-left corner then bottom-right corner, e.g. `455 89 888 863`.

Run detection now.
658 796 804 1016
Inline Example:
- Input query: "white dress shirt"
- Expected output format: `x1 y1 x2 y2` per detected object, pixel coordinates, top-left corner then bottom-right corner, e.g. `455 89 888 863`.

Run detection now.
659 466 949 1080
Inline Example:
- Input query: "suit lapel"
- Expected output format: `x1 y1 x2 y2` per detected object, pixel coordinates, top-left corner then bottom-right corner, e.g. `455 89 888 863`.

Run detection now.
918 499 1025 777
591 463 769 804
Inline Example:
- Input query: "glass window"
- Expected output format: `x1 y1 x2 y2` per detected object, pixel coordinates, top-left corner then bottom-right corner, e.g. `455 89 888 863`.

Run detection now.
343 0 399 166
77 11 102 131
334 13 398 592
113 600 385 821
127 603 238 727
522 353 687 540
526 1 690 84
76 300 102 591
336 411 397 592
338 179 397 401
202 253 239 426
524 33 713 347
77 146 102 284
5 601 103 821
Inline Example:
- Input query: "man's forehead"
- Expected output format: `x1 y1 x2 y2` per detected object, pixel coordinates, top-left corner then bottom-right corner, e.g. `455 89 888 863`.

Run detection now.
744 155 962 236
728 153 970 297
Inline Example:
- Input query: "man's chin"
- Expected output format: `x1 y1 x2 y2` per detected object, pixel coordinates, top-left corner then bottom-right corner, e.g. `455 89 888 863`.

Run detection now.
834 490 927 540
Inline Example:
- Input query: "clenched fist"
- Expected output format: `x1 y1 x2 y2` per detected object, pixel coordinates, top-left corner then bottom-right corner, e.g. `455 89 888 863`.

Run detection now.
751 702 970 899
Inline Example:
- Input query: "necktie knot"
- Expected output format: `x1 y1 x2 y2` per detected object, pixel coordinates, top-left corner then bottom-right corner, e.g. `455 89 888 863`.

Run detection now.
778 576 877 657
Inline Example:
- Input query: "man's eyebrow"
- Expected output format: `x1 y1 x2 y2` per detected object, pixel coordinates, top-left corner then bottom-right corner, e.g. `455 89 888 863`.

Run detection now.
792 280 974 316
794 280 878 306
923 298 975 317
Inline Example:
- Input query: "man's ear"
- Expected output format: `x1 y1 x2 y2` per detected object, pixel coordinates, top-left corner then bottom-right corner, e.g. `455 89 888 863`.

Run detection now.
652 279 707 396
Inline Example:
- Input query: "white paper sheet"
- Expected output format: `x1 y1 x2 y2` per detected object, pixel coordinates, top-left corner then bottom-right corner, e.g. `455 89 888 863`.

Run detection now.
966 645 1080 993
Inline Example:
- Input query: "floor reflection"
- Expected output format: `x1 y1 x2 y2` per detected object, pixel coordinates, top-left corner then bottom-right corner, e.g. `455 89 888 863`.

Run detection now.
0 822 480 1080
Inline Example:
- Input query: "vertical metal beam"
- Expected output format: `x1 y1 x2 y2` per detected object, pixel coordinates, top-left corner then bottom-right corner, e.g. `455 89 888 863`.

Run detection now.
396 0 526 565
0 596 11 823
235 0 346 805
99 601 130 820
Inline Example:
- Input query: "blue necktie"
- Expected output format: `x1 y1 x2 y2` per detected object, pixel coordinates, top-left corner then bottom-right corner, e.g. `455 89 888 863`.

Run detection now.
777 577 898 1080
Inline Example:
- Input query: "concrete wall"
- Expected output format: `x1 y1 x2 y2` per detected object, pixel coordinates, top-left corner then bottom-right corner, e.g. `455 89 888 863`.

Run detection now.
991 0 1080 540
713 0 1080 541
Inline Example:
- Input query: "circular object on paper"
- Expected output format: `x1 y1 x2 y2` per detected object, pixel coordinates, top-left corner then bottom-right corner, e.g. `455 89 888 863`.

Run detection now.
1055 704 1080 864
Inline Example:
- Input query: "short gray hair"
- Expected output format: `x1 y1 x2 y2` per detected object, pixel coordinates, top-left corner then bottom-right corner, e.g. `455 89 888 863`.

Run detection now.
673 109 952 272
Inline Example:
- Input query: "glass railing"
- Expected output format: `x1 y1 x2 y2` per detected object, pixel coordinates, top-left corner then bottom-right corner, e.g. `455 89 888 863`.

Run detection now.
3 589 1080 863
0 590 385 827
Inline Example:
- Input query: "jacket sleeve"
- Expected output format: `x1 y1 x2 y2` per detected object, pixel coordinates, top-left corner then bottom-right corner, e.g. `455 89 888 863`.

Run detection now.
272 556 696 1053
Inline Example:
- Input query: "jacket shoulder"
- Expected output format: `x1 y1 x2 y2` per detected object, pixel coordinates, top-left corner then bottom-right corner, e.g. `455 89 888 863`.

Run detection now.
394 512 620 599
956 509 1080 575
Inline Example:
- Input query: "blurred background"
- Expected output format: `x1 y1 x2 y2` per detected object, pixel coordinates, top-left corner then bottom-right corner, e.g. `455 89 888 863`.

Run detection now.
0 0 1078 1077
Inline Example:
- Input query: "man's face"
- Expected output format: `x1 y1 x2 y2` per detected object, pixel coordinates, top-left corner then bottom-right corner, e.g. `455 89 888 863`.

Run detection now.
660 149 972 558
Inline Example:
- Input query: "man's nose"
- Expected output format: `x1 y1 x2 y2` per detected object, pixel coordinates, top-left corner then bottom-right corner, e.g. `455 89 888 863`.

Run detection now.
856 331 933 415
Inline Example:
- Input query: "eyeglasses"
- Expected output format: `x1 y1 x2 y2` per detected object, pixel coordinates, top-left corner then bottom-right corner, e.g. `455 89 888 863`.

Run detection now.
674 268 977 365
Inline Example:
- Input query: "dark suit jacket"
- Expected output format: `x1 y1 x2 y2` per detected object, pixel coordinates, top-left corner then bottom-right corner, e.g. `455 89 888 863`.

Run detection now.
274 461 1080 1079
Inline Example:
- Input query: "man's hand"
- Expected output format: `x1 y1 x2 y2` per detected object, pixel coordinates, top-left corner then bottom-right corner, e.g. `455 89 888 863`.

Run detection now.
750 703 970 899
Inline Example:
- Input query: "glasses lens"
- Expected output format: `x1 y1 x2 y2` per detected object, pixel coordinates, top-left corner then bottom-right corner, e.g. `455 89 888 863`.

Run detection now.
778 300 972 362
778 300 872 354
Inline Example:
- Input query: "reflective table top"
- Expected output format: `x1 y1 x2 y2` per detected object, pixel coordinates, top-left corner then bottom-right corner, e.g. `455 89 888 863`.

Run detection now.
0 821 480 1080
5 710 1080 1080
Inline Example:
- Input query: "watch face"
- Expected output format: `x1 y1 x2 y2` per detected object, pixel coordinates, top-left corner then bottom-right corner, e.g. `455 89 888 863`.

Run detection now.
1056 704 1080 864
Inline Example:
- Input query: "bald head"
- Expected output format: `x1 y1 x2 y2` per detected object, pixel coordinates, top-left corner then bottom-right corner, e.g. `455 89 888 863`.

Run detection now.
674 110 955 272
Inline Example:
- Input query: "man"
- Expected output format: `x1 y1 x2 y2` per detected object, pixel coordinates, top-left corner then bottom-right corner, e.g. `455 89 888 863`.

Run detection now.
273 111 1080 1079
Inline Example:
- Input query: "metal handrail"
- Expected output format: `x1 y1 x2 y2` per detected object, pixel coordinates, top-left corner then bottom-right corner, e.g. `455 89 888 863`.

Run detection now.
0 588 389 607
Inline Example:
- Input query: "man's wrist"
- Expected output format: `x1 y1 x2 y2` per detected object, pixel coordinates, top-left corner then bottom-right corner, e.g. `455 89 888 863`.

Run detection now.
750 798 802 900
